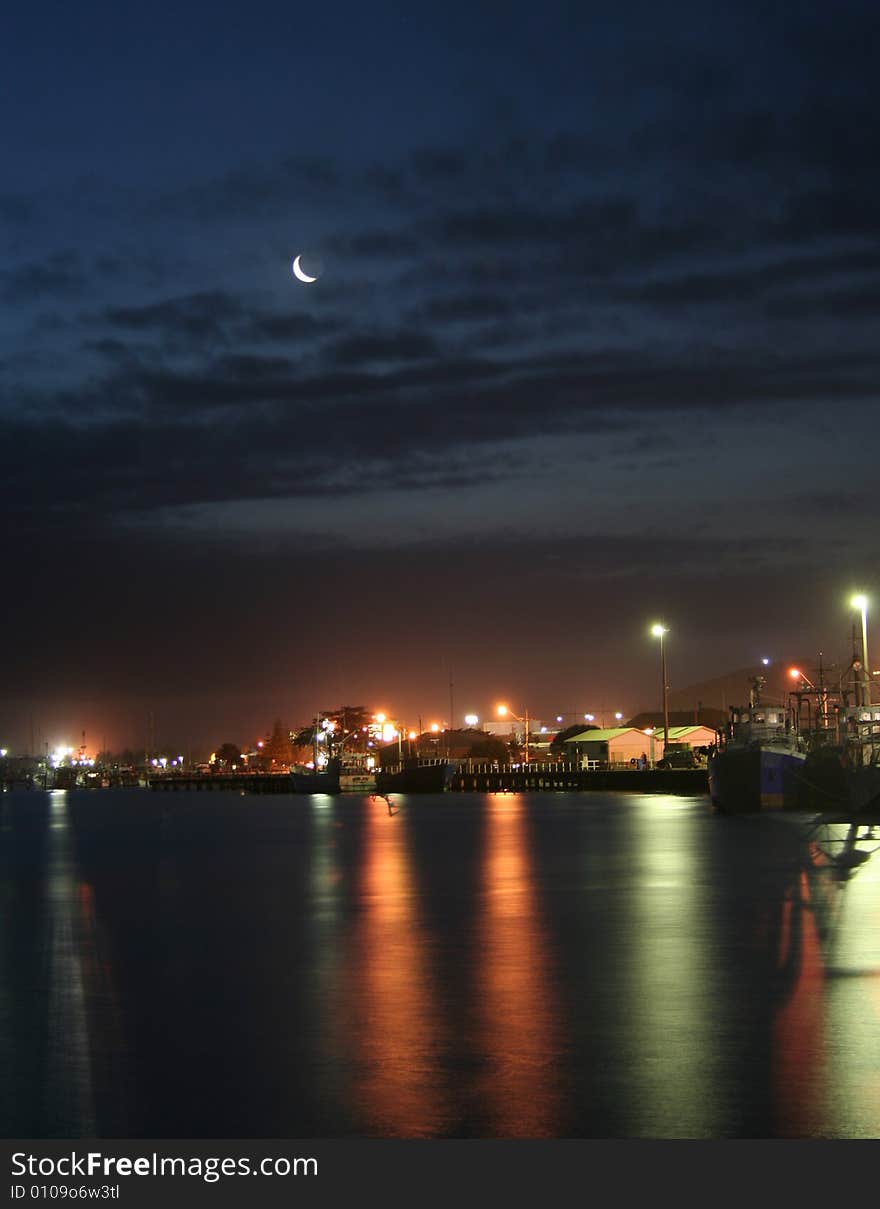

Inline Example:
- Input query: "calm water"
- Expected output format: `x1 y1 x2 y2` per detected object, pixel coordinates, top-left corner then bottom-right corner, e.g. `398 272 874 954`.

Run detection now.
2 787 880 1139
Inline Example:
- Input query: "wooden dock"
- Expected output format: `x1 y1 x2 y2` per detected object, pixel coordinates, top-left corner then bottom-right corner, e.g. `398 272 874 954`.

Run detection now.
449 762 708 794
148 764 708 795
148 773 297 793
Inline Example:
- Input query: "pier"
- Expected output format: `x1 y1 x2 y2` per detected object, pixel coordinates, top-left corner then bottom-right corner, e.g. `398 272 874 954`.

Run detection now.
449 762 707 794
148 773 297 793
148 764 708 795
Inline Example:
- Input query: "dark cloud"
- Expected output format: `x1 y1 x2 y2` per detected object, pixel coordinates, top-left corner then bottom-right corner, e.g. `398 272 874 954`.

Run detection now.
153 155 342 222
623 247 880 309
767 282 880 319
325 328 439 367
774 187 880 245
417 292 514 323
793 489 871 517
0 194 37 224
242 311 344 343
1 251 85 303
102 290 245 340
327 228 423 259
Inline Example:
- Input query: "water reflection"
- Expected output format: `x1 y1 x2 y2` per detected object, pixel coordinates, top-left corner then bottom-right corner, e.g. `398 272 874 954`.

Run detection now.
624 797 722 1137
774 824 880 1137
4 789 880 1138
771 868 827 1135
472 794 564 1136
343 798 453 1136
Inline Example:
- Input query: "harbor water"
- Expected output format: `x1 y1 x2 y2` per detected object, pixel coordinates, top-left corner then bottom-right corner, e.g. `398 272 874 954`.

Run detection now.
2 787 880 1138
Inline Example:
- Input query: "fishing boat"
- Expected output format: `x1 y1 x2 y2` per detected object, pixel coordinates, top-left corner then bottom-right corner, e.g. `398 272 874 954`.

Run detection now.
374 756 455 794
339 765 377 793
290 758 340 794
708 676 807 813
799 703 880 814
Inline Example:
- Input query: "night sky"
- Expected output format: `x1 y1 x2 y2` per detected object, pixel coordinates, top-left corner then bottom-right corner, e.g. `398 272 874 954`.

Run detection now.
3 1 878 756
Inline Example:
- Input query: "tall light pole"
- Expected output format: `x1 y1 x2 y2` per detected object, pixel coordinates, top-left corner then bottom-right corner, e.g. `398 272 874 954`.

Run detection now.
497 704 529 764
651 624 670 756
852 594 870 705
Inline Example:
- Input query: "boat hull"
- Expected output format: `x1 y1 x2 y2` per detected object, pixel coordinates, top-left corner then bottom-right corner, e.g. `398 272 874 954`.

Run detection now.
708 745 807 814
374 760 454 794
800 747 880 815
339 772 377 793
290 759 340 794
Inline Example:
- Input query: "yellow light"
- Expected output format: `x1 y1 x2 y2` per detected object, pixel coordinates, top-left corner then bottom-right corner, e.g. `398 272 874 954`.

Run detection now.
408 730 417 740
852 594 868 610
651 623 668 638
430 722 440 733
376 713 386 724
497 704 509 717
789 668 801 679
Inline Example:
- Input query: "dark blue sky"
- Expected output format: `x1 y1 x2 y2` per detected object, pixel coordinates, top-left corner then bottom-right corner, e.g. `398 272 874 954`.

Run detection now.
2 0 878 754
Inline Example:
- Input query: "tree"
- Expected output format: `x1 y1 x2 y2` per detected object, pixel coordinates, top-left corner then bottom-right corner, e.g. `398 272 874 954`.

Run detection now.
550 723 598 754
263 719 295 767
215 742 241 769
466 736 510 763
319 705 373 754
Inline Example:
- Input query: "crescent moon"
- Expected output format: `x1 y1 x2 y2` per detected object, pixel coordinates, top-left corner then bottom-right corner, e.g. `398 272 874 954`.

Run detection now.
292 255 317 283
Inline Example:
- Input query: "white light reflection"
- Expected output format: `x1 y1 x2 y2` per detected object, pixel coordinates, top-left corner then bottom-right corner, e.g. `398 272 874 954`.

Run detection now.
624 797 722 1136
45 791 96 1134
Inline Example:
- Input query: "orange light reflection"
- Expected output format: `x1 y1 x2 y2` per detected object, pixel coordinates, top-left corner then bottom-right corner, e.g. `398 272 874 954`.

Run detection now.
346 803 451 1136
473 795 563 1136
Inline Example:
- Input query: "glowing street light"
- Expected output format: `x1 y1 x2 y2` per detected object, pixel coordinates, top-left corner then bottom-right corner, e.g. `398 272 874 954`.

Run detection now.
851 594 870 705
464 713 479 727
651 623 670 753
497 703 530 764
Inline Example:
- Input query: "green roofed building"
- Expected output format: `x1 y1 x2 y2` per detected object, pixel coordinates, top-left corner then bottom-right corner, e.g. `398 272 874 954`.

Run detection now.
563 726 660 769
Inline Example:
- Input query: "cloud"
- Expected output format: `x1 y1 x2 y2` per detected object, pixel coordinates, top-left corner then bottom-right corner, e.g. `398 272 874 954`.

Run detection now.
153 155 343 222
102 290 245 339
0 194 37 224
325 328 439 366
1 251 85 303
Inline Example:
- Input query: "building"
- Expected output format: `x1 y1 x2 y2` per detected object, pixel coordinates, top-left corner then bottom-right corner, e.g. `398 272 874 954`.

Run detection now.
660 724 717 751
563 727 660 768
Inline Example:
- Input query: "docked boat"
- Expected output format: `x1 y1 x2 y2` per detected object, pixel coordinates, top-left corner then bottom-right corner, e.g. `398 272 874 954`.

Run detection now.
290 757 340 794
339 767 377 793
374 757 455 794
800 702 880 815
708 676 807 813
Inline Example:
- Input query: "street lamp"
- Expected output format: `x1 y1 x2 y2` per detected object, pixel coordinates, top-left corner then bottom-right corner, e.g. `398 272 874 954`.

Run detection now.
497 703 529 764
651 624 670 755
852 594 870 705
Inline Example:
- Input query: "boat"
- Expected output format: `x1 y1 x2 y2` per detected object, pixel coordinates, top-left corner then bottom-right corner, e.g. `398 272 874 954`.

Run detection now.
374 757 455 794
290 757 340 794
799 702 880 815
708 675 808 813
339 767 377 793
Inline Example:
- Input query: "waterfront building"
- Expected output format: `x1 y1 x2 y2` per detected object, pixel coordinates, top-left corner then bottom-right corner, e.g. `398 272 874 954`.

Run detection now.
563 726 662 768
